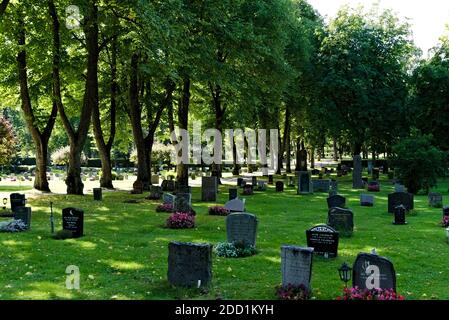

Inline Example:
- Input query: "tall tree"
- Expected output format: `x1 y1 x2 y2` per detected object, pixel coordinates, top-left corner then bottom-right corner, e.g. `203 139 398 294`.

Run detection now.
49 0 99 195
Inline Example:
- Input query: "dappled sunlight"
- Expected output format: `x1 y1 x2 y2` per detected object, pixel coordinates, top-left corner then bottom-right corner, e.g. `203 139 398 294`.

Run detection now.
72 241 97 250
13 281 76 300
105 259 145 271
1 239 31 247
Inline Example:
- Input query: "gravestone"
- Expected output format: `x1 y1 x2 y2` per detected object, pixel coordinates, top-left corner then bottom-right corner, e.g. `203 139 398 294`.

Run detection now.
312 179 330 193
367 181 380 192
229 188 238 201
256 181 267 191
10 193 26 213
352 253 396 291
224 198 246 213
394 183 405 193
131 181 144 194
201 177 217 202
242 184 254 195
151 174 159 185
360 194 374 207
226 213 258 247
163 193 176 206
297 171 312 194
281 246 314 290
174 193 192 213
327 195 346 209
167 241 212 288
393 205 407 225
147 186 163 200
327 207 354 237
352 155 364 189
161 180 176 192
268 175 274 185
252 176 258 186
428 192 443 208
306 225 339 258
276 181 284 192
13 206 32 230
388 192 414 213
237 177 244 187
62 208 84 238
93 188 102 201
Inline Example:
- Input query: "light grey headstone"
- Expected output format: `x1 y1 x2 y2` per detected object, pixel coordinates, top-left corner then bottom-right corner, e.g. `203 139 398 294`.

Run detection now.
163 193 176 206
428 192 443 208
360 194 374 207
224 198 246 212
281 246 314 290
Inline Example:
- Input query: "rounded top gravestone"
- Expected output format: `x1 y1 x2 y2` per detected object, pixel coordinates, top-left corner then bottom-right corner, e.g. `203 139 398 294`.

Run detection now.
226 213 258 247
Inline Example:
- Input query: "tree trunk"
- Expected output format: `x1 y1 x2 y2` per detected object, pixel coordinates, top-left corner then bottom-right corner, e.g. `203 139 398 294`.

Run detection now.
176 77 190 186
232 137 240 175
129 53 150 189
91 37 117 189
310 147 315 169
286 131 291 173
0 0 9 16
295 137 301 171
209 82 223 183
333 138 338 161
17 9 57 192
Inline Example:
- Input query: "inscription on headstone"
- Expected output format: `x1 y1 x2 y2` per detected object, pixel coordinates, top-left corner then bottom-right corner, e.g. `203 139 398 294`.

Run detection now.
306 225 339 258
62 207 84 238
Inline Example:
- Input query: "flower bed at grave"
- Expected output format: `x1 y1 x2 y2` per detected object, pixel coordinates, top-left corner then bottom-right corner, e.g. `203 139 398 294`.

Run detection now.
0 220 27 233
156 203 173 213
166 212 195 229
441 216 449 228
275 284 311 300
215 241 257 258
336 287 404 300
208 206 230 216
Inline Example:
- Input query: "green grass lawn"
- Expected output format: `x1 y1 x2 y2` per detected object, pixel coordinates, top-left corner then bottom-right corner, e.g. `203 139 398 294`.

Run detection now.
0 175 448 300
0 186 33 192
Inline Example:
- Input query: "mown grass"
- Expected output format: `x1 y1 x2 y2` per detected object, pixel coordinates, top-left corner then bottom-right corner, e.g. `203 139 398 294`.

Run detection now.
0 174 448 300
0 186 33 192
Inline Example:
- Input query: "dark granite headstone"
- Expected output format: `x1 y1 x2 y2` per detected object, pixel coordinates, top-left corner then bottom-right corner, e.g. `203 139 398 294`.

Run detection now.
256 181 267 191
372 168 380 180
352 155 364 189
252 176 258 186
367 181 380 192
352 253 396 291
167 241 212 287
13 206 31 230
360 194 374 207
237 177 244 187
268 175 274 185
201 177 217 202
276 181 284 192
327 195 346 209
10 193 26 212
281 246 314 290
147 186 163 200
162 180 176 192
174 193 192 213
229 188 238 201
93 188 102 201
288 176 295 188
224 198 245 212
428 193 443 208
297 171 312 194
226 213 258 247
327 207 354 237
62 208 84 238
242 184 254 195
388 192 414 213
312 179 330 193
163 193 176 205
306 225 339 258
393 205 407 225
